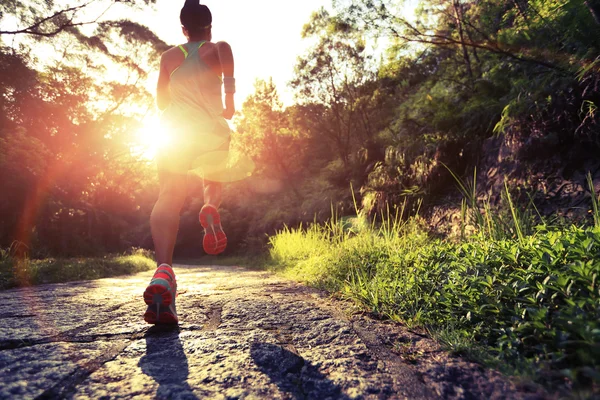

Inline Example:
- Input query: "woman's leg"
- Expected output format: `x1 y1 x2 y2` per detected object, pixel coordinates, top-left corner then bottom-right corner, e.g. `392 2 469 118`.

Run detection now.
145 161 187 324
201 137 229 208
151 154 190 266
199 179 227 254
150 175 187 266
203 180 222 208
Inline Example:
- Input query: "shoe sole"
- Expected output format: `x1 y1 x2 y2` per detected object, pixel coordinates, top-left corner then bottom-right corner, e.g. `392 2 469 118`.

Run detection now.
199 205 227 255
143 284 178 324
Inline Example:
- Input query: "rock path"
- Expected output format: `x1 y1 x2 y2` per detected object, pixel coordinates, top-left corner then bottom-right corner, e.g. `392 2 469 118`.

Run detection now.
0 264 546 399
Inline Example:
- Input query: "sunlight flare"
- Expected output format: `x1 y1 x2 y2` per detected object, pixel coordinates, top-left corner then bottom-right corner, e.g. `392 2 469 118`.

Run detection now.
136 115 170 160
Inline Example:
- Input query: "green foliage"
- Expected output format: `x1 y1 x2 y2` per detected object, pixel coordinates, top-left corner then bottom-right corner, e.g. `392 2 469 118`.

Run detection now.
589 172 600 228
0 248 155 289
444 166 545 242
324 0 600 214
2 0 600 271
292 7 391 174
269 204 600 390
235 79 308 186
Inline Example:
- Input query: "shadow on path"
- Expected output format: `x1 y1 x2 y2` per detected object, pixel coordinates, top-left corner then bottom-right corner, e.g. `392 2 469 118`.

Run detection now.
251 342 350 400
139 325 198 400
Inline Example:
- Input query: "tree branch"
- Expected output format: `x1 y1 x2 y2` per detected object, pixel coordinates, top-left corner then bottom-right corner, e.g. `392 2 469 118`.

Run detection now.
0 1 114 38
384 16 564 72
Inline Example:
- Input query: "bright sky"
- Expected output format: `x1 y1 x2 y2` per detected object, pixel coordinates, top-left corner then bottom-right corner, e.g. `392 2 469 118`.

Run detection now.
143 0 332 106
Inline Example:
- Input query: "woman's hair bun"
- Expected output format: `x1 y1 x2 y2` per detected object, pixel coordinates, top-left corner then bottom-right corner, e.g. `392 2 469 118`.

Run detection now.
183 0 199 8
180 0 212 33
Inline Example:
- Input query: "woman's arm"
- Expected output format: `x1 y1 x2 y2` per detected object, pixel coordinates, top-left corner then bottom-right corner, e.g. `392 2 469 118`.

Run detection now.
156 53 171 111
216 41 235 120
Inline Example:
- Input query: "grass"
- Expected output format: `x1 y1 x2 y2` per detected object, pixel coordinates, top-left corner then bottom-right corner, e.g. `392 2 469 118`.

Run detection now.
0 248 156 290
267 178 600 394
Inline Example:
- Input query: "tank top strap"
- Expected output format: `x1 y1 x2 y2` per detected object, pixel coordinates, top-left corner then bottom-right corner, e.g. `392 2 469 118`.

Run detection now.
185 41 206 58
177 41 206 59
177 44 189 58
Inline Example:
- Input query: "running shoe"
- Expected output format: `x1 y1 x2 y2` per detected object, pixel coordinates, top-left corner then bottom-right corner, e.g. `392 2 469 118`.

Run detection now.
199 204 227 255
143 264 178 324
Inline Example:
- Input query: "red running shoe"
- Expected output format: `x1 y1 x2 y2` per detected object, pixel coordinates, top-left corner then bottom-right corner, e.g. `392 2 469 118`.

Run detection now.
143 264 178 324
199 204 227 255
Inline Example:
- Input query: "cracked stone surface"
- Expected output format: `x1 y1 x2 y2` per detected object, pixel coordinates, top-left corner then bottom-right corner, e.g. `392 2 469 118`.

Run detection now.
0 264 548 399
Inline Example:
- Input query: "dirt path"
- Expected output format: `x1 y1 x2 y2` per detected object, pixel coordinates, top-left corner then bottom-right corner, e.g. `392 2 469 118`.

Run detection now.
0 264 544 399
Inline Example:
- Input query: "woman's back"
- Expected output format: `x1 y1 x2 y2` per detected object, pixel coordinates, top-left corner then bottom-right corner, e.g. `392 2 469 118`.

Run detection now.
160 41 230 149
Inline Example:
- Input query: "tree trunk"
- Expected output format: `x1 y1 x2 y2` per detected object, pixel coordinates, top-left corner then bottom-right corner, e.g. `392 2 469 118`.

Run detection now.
464 23 481 77
453 0 474 81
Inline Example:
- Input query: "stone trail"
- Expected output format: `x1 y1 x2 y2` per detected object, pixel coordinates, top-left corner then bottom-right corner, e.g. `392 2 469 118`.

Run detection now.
0 264 545 399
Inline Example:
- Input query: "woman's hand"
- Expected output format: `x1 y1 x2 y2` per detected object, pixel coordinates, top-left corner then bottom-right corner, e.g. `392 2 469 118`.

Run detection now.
222 107 235 120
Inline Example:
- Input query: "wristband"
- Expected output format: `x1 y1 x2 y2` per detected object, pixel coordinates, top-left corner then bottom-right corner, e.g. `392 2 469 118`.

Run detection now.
223 77 236 94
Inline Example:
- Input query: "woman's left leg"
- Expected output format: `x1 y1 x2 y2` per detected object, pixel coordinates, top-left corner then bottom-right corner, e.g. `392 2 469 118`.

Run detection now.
150 171 187 266
144 151 191 324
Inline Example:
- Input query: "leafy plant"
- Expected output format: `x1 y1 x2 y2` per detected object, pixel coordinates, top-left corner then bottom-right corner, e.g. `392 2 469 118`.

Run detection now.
269 188 600 392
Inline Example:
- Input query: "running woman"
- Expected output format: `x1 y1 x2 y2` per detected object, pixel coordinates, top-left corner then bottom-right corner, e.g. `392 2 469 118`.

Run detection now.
144 0 235 324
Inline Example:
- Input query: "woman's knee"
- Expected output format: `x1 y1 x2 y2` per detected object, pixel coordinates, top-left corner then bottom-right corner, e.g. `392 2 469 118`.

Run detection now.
160 190 187 209
155 180 187 210
204 179 222 189
151 192 185 225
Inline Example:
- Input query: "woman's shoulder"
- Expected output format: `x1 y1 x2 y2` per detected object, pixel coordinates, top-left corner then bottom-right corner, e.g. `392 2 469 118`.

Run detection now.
161 45 186 59
214 41 232 50
200 41 231 49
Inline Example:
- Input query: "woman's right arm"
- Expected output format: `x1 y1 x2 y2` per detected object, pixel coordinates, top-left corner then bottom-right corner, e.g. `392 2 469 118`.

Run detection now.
156 53 171 111
216 41 235 120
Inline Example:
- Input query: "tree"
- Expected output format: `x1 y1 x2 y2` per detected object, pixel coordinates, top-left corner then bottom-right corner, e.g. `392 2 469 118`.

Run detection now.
334 0 600 71
292 8 386 172
236 79 308 198
0 0 168 256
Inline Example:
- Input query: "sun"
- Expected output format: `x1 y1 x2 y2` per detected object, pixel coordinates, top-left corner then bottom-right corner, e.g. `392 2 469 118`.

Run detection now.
136 115 171 160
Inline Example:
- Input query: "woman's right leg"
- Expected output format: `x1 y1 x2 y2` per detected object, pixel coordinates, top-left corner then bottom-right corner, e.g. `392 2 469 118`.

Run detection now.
199 180 227 255
203 180 222 208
